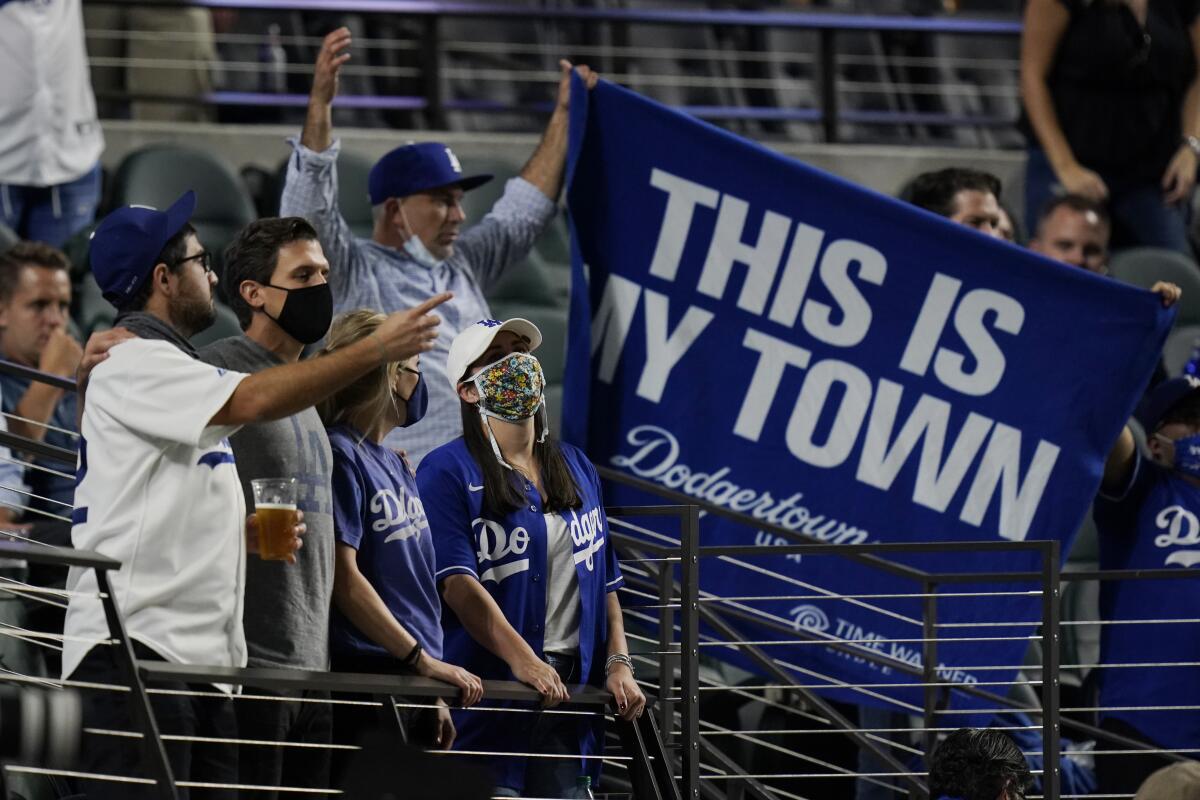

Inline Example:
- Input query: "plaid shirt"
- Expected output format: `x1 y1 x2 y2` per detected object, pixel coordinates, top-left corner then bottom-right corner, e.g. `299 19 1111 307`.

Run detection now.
280 137 557 466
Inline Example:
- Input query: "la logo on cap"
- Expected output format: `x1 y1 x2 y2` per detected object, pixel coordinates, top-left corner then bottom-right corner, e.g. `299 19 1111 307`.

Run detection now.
445 147 463 174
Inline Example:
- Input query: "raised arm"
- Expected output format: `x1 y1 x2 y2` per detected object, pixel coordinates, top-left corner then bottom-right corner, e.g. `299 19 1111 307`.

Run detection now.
441 573 569 706
280 27 357 293
520 60 599 201
300 26 350 154
1019 0 1108 201
209 293 450 426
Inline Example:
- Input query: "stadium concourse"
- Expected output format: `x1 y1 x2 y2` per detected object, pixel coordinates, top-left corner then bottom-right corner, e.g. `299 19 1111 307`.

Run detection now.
0 2 1199 800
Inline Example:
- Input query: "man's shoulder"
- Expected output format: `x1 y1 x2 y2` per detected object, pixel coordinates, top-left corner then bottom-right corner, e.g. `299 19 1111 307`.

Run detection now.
198 336 277 373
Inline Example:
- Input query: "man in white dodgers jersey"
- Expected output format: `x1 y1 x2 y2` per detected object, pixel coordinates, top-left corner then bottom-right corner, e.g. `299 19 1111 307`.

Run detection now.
63 191 451 797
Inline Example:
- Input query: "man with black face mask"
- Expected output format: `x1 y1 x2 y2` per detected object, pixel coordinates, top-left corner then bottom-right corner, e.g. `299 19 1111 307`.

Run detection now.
199 216 340 796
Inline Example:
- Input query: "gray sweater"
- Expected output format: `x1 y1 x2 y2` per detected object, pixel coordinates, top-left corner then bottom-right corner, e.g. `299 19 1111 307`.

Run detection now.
200 335 334 670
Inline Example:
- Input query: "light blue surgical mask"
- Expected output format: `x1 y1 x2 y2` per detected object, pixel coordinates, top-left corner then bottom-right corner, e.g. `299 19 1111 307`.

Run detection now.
402 235 444 269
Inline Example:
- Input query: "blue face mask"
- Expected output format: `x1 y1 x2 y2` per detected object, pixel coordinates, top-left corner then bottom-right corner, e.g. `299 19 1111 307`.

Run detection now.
397 372 428 428
402 235 444 269
1172 433 1200 477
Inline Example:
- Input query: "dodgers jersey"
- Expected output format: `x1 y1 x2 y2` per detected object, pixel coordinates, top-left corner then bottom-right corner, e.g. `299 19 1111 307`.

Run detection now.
327 425 442 661
416 438 624 791
1093 452 1200 750
62 339 250 685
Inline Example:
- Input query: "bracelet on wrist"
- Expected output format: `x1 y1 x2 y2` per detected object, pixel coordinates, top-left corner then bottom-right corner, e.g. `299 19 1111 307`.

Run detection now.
605 653 634 677
402 641 423 670
1184 135 1200 158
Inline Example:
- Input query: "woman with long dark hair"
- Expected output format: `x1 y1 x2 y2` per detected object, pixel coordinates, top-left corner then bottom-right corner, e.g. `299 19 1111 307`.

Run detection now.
416 317 644 797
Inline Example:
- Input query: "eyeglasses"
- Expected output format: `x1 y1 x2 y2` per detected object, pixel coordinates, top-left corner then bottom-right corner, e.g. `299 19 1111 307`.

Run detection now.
174 251 213 273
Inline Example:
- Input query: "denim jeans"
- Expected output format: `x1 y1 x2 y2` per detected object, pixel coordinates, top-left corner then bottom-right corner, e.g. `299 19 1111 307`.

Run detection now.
0 162 101 247
1024 148 1192 255
497 652 586 799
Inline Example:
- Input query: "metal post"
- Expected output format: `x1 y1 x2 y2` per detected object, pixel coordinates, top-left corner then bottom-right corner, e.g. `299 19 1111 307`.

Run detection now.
1040 541 1061 800
657 558 676 741
420 16 445 129
95 569 178 800
679 506 700 800
818 29 840 143
921 580 939 768
377 693 409 746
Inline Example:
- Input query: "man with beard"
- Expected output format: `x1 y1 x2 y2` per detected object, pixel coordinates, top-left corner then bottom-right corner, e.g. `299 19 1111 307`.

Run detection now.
62 191 450 797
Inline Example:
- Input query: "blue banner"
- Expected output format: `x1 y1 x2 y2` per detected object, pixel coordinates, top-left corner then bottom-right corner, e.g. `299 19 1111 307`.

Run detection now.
563 77 1173 711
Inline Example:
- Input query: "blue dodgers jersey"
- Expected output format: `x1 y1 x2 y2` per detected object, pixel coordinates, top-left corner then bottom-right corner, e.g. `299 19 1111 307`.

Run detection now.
326 426 442 661
1093 452 1200 750
416 438 624 791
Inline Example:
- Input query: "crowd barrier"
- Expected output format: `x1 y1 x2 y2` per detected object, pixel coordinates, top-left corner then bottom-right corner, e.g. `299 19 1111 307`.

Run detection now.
0 358 1196 799
83 0 1023 146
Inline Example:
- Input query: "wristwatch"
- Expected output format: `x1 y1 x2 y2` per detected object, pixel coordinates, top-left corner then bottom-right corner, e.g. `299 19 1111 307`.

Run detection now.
1185 135 1200 158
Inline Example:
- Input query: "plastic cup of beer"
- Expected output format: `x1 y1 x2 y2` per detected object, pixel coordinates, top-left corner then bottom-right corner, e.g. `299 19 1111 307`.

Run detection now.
250 478 297 562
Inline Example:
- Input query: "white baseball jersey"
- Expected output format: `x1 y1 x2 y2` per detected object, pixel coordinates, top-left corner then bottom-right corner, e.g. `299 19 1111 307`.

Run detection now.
62 339 250 686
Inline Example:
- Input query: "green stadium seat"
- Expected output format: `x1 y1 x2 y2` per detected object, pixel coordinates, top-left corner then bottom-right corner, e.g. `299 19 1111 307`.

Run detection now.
110 145 257 288
190 302 244 350
1162 324 1200 376
1109 247 1200 327
0 222 17 254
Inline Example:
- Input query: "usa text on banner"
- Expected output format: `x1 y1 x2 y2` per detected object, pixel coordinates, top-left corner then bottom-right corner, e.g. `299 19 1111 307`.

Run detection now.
562 75 1174 712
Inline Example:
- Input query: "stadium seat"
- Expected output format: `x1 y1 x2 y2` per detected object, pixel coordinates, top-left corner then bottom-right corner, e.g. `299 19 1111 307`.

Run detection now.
190 301 244 349
0 222 17 254
1109 247 1200 327
109 145 257 285
1162 324 1200 376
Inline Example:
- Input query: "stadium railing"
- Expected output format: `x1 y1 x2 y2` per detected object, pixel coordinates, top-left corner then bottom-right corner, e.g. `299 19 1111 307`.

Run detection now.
83 0 1023 145
0 357 1196 800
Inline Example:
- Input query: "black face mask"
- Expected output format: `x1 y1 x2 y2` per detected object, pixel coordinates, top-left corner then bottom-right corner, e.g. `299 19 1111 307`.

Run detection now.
264 282 333 345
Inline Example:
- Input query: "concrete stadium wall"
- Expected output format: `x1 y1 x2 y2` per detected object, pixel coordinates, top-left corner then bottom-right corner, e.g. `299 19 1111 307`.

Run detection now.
100 121 1029 223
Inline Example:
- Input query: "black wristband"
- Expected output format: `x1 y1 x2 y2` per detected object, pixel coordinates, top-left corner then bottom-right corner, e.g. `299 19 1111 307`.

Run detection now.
403 642 423 669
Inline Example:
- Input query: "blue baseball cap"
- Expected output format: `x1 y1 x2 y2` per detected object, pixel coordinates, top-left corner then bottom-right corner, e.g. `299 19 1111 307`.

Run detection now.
367 143 492 205
90 190 197 305
1136 375 1200 432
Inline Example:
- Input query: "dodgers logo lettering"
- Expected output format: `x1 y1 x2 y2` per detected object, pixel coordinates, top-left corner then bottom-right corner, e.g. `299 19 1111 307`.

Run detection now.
474 517 530 583
1154 505 1200 567
371 486 428 543
567 507 605 571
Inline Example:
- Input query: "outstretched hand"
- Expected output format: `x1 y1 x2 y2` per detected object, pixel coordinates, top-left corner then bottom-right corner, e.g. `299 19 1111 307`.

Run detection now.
372 293 453 363
312 27 352 107
555 59 599 110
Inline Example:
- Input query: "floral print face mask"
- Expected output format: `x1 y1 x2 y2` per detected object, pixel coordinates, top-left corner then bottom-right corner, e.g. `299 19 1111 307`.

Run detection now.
468 352 548 469
469 352 546 422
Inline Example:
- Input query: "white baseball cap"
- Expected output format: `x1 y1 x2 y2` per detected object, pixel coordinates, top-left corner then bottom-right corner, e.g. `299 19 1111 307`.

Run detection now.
446 317 543 393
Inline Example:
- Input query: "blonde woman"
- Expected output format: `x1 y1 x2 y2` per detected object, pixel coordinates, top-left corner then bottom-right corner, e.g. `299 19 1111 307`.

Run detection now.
318 309 482 767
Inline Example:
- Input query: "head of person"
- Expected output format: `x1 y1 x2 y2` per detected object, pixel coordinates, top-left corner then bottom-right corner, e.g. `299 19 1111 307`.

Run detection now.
0 241 72 367
90 191 216 338
907 168 1005 238
928 728 1033 800
446 318 580 515
1133 760 1200 800
1029 194 1111 275
1137 376 1200 475
369 143 493 263
224 217 333 346
316 309 427 436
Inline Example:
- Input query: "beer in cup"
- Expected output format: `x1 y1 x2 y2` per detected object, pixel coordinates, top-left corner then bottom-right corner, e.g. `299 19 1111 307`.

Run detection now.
250 478 298 561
